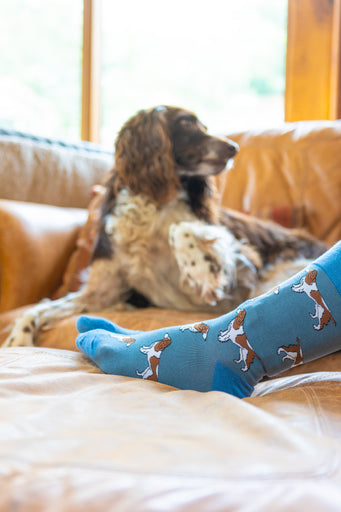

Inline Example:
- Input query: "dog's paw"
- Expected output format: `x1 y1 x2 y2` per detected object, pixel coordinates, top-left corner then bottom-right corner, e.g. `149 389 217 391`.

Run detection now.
2 312 38 348
169 221 239 305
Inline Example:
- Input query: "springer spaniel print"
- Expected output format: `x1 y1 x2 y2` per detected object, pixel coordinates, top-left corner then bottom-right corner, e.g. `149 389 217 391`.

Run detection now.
277 337 303 367
136 334 171 381
180 322 210 340
292 270 336 330
117 335 136 347
218 309 260 372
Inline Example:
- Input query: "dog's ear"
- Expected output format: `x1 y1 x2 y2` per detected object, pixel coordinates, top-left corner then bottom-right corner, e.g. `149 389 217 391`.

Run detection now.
114 108 181 206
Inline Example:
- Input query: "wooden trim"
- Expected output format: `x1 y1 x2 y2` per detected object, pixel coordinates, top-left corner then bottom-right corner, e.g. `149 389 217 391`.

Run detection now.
81 0 102 142
285 0 335 122
330 0 341 119
80 0 341 134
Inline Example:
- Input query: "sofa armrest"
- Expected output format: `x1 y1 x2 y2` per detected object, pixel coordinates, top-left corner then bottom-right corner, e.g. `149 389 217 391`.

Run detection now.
0 200 87 312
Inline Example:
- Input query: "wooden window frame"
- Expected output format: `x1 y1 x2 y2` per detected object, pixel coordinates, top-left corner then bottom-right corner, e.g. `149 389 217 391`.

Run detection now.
81 0 102 142
285 0 341 121
80 0 341 142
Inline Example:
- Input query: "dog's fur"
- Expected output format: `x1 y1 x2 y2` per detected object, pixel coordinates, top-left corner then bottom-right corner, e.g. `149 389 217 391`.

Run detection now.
3 105 327 347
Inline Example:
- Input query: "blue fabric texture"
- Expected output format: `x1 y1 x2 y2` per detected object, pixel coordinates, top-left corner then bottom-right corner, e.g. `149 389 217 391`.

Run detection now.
314 240 341 295
76 315 141 335
211 361 254 397
76 242 341 397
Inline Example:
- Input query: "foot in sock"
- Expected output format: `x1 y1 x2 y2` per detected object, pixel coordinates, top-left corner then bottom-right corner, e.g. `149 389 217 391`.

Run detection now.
77 315 142 335
76 241 341 398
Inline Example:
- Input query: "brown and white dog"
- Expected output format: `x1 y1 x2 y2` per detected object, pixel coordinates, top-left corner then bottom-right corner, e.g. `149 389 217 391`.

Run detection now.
3 105 327 348
136 334 171 381
180 322 210 340
277 338 303 366
291 270 336 330
218 309 260 372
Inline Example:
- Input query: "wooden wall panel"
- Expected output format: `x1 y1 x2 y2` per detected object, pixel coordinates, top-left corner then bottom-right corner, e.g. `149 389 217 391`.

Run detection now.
285 0 336 121
330 0 341 118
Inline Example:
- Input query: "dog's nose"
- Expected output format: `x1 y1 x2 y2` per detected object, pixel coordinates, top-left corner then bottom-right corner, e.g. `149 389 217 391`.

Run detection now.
226 140 239 158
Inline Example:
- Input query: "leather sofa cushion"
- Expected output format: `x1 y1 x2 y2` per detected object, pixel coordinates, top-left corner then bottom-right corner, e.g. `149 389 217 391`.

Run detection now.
224 121 341 245
0 346 340 511
0 200 87 312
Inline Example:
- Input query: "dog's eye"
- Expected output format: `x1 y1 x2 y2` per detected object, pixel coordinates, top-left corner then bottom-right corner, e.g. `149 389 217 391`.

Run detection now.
179 118 196 128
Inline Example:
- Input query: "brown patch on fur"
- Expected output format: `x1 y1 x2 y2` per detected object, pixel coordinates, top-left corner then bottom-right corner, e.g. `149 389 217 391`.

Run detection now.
220 208 328 265
114 108 181 207
180 175 220 223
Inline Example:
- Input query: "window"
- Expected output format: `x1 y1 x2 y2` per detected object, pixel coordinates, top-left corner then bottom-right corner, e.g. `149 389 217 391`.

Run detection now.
1 1 339 144
101 0 288 146
0 0 83 140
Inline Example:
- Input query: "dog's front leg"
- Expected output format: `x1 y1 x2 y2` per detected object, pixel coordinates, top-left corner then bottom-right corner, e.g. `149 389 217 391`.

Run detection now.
169 221 257 307
2 258 128 347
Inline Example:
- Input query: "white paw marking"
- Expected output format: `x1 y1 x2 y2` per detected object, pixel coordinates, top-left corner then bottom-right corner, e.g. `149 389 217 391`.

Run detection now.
169 221 239 305
2 312 38 348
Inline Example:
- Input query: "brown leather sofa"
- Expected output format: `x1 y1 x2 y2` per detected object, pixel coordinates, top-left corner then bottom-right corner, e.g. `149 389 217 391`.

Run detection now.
0 123 340 511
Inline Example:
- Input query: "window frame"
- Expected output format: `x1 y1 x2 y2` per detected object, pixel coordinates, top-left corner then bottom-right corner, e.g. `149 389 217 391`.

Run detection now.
81 0 341 142
81 0 102 142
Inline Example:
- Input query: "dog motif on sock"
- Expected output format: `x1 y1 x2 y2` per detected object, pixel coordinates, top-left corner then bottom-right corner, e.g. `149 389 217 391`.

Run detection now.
292 270 336 330
110 333 136 346
218 309 260 372
180 322 210 340
277 337 303 366
136 334 171 381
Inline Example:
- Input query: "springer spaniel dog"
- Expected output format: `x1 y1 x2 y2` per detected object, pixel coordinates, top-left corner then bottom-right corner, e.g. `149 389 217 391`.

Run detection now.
3 105 327 347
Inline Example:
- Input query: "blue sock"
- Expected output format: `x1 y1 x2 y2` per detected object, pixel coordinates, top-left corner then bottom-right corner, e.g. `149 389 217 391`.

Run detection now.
76 242 341 398
76 315 142 335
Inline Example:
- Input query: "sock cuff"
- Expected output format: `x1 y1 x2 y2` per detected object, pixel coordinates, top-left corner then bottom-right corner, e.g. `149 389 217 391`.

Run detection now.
314 241 341 296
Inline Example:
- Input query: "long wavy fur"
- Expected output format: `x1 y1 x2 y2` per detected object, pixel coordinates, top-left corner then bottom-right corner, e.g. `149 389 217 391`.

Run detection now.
114 107 181 207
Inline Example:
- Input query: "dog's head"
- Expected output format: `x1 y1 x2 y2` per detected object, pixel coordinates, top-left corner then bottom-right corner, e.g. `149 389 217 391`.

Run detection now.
234 309 246 329
166 106 238 177
114 105 238 207
306 269 317 285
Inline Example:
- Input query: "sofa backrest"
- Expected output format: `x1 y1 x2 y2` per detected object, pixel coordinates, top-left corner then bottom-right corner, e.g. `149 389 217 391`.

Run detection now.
1 122 340 245
0 129 113 208
223 121 341 245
